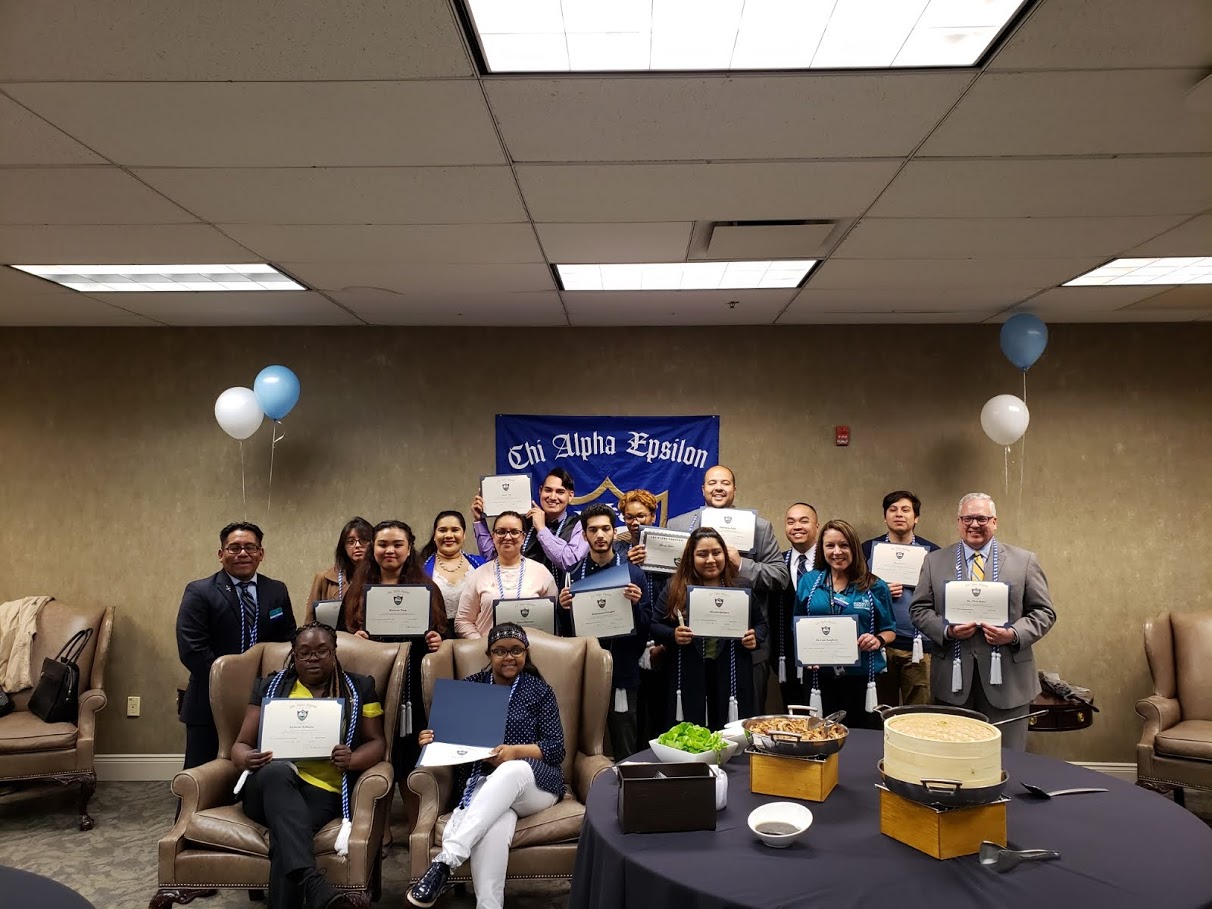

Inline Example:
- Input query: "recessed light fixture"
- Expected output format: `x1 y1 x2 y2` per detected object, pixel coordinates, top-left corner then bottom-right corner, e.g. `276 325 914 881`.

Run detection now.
556 261 818 291
462 0 1030 73
8 263 306 292
1063 257 1212 286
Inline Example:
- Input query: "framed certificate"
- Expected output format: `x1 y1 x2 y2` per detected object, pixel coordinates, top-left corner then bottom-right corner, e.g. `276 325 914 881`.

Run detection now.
493 597 557 634
944 581 1010 626
794 616 860 668
869 543 928 587
638 527 690 574
481 473 532 517
686 586 750 639
697 508 757 551
570 586 635 639
418 678 510 768
364 584 431 637
312 599 341 628
258 697 344 761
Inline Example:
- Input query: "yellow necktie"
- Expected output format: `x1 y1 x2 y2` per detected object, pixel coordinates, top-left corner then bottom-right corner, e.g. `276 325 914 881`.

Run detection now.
971 552 985 581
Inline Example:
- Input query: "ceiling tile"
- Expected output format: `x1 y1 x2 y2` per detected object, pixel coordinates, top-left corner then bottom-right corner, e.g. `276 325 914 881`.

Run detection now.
563 290 791 325
808 257 1103 290
0 0 472 80
834 216 1189 259
989 0 1212 70
219 224 543 265
516 161 902 222
91 291 362 326
0 224 255 263
1123 285 1212 311
285 263 555 294
7 82 505 167
0 92 105 165
1124 215 1212 256
869 158 1212 218
0 167 197 224
788 287 1036 312
332 289 567 326
1024 286 1174 309
535 223 693 263
0 264 156 324
133 167 528 224
487 72 971 162
780 310 993 324
921 70 1212 157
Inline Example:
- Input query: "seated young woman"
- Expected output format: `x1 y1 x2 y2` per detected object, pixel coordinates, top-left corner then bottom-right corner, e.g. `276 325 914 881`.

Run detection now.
231 622 384 909
407 623 565 909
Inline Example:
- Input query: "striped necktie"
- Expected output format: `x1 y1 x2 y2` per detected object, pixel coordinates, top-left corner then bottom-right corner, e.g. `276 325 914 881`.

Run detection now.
796 553 808 585
971 552 986 582
236 581 258 649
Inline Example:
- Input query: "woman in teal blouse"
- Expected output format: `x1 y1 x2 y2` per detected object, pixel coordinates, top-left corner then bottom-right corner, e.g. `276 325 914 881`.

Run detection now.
795 519 895 730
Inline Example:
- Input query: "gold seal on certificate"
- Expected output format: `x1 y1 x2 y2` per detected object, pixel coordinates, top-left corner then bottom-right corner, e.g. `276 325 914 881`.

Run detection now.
364 584 431 637
944 581 1009 625
869 543 928 587
493 597 557 634
697 508 757 551
481 473 532 517
686 586 750 639
258 697 343 760
794 616 860 667
638 527 690 574
570 586 635 639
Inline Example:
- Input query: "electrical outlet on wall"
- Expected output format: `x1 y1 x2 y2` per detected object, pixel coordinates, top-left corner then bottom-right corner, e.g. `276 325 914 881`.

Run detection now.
126 696 140 718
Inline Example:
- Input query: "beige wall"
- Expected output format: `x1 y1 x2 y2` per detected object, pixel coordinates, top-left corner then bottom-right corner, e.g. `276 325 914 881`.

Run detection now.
1 324 1210 763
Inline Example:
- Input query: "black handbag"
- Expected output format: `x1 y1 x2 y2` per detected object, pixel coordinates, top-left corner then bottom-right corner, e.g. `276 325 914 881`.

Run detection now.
29 628 93 724
0 686 13 718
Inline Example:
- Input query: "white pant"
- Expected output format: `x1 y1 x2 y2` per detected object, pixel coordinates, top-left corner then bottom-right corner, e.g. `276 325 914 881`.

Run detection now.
436 760 558 909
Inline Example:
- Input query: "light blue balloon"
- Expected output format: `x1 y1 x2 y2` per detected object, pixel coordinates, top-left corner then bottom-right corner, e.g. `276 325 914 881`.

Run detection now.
253 365 300 420
1000 313 1049 371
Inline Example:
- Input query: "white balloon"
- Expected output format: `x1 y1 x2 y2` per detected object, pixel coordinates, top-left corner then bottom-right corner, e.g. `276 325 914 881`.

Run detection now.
214 387 264 440
980 394 1030 446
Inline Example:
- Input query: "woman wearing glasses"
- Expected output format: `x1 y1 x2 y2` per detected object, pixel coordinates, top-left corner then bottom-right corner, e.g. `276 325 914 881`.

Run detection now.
408 623 564 909
419 510 487 634
305 517 373 624
455 512 558 640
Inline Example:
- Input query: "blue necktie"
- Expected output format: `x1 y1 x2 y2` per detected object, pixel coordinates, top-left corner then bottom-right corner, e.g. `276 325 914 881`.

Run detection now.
237 581 258 650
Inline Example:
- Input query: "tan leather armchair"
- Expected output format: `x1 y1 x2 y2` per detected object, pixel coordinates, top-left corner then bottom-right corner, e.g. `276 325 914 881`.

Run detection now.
407 631 614 887
150 633 407 908
1136 611 1212 806
0 601 113 830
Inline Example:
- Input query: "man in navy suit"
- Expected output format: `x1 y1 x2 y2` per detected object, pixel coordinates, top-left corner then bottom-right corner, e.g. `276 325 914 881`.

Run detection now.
176 522 297 769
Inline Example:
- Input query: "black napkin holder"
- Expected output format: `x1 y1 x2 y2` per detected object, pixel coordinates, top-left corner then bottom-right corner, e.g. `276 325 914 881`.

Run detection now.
616 762 716 834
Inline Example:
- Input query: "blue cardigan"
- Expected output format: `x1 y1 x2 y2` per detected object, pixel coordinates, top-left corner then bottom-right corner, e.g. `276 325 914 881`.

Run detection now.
794 570 895 676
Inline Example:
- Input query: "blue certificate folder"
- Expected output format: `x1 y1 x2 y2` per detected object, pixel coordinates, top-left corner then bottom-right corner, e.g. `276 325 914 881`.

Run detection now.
570 563 632 592
418 678 511 767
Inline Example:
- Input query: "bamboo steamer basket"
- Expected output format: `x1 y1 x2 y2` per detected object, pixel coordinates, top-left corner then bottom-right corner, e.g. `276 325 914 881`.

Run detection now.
882 713 1002 789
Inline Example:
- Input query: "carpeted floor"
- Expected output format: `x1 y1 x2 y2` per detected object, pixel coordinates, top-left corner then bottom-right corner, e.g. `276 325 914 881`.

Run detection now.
0 780 569 909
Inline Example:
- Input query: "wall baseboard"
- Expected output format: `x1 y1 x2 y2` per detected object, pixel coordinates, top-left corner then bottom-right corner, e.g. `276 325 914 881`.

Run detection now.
91 754 1141 783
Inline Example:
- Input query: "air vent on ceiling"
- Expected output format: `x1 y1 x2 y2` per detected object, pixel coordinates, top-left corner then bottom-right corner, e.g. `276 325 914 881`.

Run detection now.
705 220 836 259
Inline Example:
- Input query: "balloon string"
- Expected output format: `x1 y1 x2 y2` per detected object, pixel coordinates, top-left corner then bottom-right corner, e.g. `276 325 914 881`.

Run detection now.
1019 371 1027 529
239 440 247 519
1004 445 1010 497
267 421 285 513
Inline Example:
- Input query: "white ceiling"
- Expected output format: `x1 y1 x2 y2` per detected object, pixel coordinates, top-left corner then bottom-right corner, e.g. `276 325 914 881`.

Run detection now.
0 0 1209 327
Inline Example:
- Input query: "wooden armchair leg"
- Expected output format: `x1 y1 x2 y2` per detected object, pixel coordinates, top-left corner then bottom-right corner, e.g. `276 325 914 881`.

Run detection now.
78 773 97 831
149 888 218 908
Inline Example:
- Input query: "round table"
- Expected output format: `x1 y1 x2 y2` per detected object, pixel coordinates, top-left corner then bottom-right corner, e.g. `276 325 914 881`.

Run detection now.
569 730 1212 909
0 866 95 908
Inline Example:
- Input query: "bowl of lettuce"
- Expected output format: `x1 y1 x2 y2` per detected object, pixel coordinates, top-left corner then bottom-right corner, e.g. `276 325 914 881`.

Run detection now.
650 723 740 764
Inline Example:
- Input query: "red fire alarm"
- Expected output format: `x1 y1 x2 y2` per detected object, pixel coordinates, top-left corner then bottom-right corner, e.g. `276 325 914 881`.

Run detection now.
835 425 850 447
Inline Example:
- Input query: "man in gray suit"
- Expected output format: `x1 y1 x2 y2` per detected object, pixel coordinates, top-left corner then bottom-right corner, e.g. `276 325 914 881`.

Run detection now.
667 465 789 714
909 492 1056 750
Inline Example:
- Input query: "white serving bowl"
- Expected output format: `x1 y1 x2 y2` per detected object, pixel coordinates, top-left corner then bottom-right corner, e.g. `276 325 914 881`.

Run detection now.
648 736 740 765
747 801 814 848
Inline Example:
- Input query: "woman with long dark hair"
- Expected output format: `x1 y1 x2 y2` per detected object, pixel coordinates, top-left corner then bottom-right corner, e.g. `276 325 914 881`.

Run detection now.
419 510 486 635
232 622 384 909
305 517 373 624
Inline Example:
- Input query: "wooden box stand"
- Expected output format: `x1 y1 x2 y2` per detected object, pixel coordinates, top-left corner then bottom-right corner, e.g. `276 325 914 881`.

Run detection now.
749 750 838 802
879 787 1007 859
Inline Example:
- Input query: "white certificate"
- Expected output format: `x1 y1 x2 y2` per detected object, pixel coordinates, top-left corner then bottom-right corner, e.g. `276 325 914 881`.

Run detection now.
571 586 635 639
697 508 757 551
686 586 751 639
869 543 928 587
638 527 690 574
481 473 532 517
493 597 557 634
258 697 344 761
944 581 1010 626
312 599 341 628
794 616 860 667
364 584 431 637
417 742 499 767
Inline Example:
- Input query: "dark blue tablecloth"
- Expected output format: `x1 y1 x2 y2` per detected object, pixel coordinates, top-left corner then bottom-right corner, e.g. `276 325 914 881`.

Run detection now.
0 865 95 908
570 729 1212 909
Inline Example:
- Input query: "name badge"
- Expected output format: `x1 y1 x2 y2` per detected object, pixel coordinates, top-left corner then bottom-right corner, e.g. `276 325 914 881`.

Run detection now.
268 608 284 620
831 596 849 611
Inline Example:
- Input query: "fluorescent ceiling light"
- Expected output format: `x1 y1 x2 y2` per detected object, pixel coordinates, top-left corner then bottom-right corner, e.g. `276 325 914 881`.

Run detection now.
556 261 818 291
463 0 1028 72
1063 257 1212 286
9 263 306 292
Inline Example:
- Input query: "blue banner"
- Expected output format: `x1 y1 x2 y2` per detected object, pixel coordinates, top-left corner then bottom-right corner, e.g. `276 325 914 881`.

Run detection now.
494 414 720 526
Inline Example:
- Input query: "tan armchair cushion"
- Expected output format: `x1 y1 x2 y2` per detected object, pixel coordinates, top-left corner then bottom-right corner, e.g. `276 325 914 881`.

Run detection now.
434 795 585 850
0 712 77 753
1154 720 1212 762
185 805 346 857
1173 613 1212 721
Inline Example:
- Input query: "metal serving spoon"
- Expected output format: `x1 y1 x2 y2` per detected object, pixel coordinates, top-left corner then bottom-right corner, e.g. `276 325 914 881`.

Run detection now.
1020 782 1108 799
979 842 1061 873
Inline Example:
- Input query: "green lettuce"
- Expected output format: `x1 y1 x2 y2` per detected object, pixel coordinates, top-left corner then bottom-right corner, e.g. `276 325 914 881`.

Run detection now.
657 722 727 755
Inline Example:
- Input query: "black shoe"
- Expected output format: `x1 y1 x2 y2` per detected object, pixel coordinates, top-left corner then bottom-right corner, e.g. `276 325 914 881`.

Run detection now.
407 861 451 908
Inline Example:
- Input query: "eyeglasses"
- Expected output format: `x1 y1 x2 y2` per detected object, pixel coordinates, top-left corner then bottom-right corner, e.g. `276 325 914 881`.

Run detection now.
958 515 993 526
624 513 652 522
223 543 262 554
489 647 526 658
295 648 332 663
493 529 524 538
344 538 368 548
